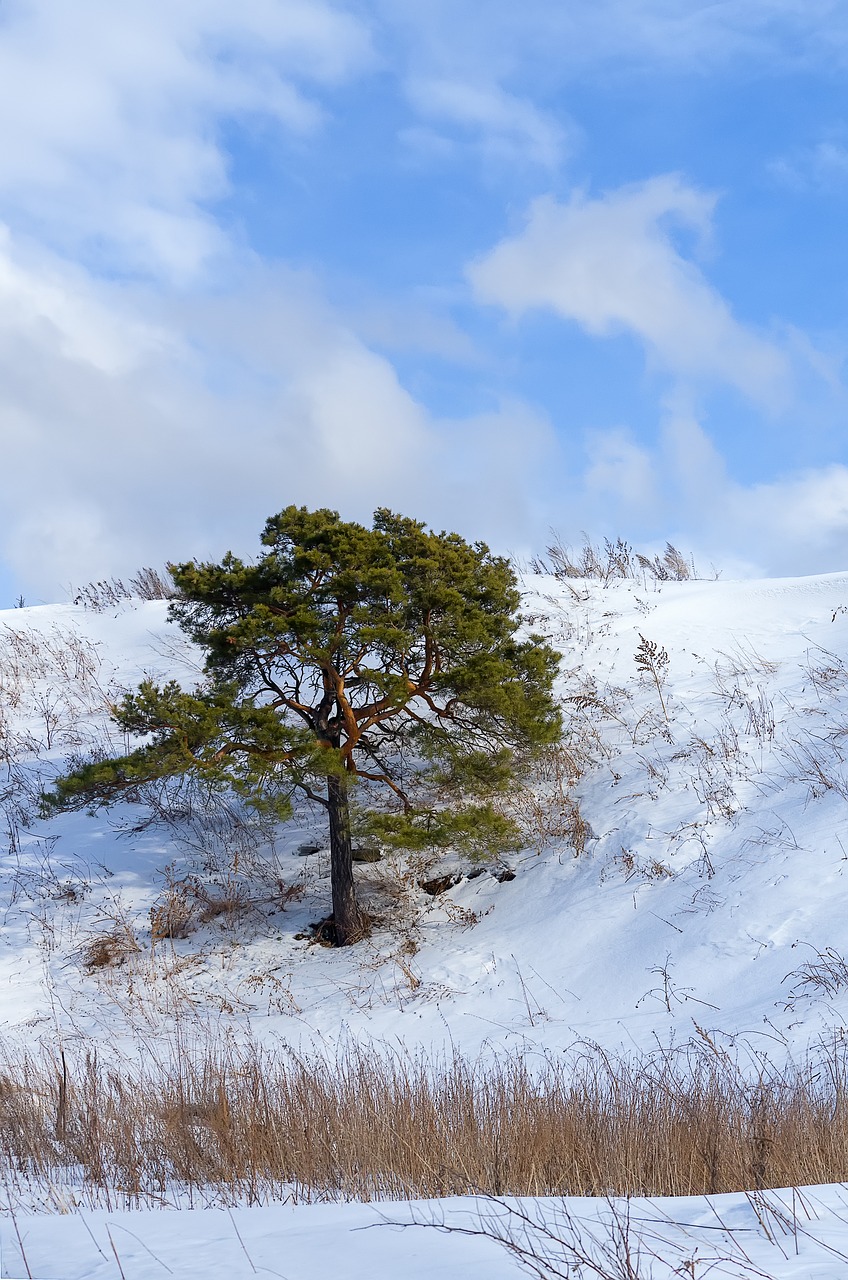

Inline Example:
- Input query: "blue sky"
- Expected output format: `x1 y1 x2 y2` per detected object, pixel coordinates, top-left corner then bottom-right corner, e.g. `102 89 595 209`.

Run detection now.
1 0 848 603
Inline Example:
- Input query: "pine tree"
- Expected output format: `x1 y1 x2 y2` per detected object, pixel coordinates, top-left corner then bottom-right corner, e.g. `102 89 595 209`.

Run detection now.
45 507 562 945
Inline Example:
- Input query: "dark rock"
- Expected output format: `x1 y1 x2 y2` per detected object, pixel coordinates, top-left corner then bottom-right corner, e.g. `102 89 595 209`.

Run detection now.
419 873 462 896
352 846 382 863
309 916 337 946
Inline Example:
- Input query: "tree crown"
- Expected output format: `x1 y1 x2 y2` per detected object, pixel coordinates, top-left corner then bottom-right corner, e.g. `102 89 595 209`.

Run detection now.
46 506 562 854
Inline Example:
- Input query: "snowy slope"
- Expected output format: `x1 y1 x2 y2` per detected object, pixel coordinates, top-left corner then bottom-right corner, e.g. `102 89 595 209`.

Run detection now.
7 575 848 1278
3 572 848 1062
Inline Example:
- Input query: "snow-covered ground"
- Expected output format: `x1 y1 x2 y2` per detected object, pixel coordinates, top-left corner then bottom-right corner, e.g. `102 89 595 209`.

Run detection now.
5 570 848 1275
5 571 848 1059
6 1188 848 1279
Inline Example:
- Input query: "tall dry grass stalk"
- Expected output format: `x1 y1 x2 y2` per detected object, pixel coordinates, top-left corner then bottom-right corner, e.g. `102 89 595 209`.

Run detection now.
531 535 697 584
0 1037 847 1209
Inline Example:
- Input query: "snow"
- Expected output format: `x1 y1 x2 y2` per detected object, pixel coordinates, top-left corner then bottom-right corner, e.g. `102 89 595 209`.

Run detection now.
6 1189 848 1278
5 572 848 1274
5 574 848 1060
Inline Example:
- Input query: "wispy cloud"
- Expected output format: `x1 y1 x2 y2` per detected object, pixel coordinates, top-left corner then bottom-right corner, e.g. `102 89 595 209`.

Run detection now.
468 175 790 408
372 0 848 76
0 0 373 281
375 0 848 170
769 140 848 191
405 79 569 169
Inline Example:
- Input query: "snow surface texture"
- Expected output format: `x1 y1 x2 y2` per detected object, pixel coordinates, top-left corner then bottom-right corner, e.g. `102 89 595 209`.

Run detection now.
6 1189 848 1279
5 573 848 1275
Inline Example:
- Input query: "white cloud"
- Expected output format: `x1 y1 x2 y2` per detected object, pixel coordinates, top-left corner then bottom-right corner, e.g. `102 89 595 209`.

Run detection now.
566 403 848 579
583 428 660 520
1 220 844 596
468 176 790 408
0 238 559 597
373 1 848 175
433 400 560 541
0 226 166 373
682 451 848 580
659 393 731 506
722 466 848 575
558 0 848 67
345 293 482 364
1 0 846 599
0 0 373 281
405 79 568 168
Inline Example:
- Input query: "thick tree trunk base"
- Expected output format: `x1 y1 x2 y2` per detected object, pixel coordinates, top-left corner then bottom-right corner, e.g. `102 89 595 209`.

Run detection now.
330 901 372 948
327 771 370 947
311 914 370 948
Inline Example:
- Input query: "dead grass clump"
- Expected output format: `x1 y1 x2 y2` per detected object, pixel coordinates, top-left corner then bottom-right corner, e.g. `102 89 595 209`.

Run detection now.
148 869 258 941
780 732 848 803
783 944 848 1001
194 883 253 926
1 1038 848 1209
81 927 140 971
275 879 306 911
154 872 300 935
149 883 195 942
615 851 673 882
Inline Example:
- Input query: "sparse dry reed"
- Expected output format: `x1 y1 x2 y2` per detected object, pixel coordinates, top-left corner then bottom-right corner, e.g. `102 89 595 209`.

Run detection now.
71 566 178 610
531 534 697 584
0 1038 847 1209
500 744 591 854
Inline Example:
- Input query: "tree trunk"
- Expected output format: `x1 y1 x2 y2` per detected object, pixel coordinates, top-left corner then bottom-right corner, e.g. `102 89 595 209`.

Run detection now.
327 771 369 945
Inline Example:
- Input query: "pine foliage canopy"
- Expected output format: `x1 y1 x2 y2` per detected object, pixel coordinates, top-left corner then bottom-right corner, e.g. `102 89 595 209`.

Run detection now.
46 506 563 944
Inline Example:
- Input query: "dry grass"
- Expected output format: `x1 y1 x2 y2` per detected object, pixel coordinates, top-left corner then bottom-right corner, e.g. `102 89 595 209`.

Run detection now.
0 621 112 768
71 566 178 610
81 925 140 971
1 1037 848 1209
531 534 698 584
149 883 195 942
147 873 256 941
499 744 592 855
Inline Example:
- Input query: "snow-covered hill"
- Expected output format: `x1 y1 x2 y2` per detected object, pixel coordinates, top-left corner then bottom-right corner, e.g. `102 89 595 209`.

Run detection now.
8 572 848 1277
3 569 848 1063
